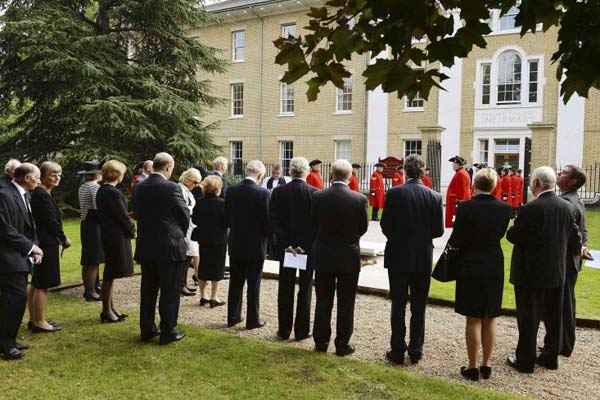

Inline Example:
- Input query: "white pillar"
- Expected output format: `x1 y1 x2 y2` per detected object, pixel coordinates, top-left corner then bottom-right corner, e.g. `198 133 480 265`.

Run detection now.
366 86 389 163
556 89 585 168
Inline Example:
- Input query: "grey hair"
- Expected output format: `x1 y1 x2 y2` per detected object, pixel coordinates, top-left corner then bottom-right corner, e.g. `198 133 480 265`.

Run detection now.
289 157 309 178
531 166 557 191
153 152 174 172
331 159 352 182
246 160 266 178
4 159 21 175
213 156 228 171
40 161 62 178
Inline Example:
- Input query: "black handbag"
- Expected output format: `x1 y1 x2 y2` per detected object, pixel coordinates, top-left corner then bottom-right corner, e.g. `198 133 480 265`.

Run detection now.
432 243 460 282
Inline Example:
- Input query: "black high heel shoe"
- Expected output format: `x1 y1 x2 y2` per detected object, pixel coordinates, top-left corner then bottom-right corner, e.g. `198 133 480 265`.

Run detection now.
209 299 226 308
199 298 210 306
479 366 492 379
460 367 480 381
100 312 122 324
113 311 128 321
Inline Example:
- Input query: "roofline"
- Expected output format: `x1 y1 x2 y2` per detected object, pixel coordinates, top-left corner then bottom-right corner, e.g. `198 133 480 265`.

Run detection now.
205 0 292 13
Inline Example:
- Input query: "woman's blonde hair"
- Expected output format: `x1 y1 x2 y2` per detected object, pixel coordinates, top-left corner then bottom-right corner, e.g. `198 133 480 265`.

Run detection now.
179 168 202 185
473 167 498 193
201 175 223 195
102 160 127 183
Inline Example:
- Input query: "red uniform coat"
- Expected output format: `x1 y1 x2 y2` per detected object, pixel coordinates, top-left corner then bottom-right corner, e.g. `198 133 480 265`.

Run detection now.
349 174 359 192
492 180 502 200
306 171 324 190
445 168 471 228
392 172 404 187
511 174 524 207
500 175 512 203
422 175 433 189
369 171 385 209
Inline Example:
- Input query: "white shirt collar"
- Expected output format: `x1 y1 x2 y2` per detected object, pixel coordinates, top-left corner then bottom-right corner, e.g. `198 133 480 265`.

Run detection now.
536 189 555 198
11 180 27 196
332 181 348 186
245 176 257 183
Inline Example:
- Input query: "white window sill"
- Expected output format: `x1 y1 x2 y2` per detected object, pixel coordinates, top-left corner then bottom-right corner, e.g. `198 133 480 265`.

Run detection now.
278 113 295 118
229 115 244 119
404 107 425 112
334 110 353 115
231 59 245 64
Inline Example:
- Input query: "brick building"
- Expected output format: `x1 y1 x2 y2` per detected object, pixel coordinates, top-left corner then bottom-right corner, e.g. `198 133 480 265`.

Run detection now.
193 0 600 191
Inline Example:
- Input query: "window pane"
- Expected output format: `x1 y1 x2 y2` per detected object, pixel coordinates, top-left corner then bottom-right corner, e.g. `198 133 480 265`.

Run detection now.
528 60 539 103
404 140 422 157
497 51 521 103
494 138 520 152
232 30 245 61
479 139 489 164
281 23 297 39
230 142 243 175
407 93 425 109
336 77 352 112
231 83 244 116
481 63 491 105
335 140 352 161
280 83 295 114
279 141 294 175
499 7 519 31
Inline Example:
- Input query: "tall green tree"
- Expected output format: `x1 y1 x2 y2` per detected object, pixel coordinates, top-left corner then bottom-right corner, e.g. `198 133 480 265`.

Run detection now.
275 0 600 103
0 0 225 165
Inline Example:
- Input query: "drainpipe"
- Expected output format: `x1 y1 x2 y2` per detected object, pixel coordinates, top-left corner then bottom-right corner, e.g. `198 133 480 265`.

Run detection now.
362 53 369 163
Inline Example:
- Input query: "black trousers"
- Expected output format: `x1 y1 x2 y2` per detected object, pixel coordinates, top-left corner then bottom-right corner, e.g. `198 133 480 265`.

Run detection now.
371 207 380 221
140 261 185 337
277 263 313 339
388 269 431 358
0 272 28 352
313 269 359 350
227 258 263 328
543 270 578 356
514 286 563 370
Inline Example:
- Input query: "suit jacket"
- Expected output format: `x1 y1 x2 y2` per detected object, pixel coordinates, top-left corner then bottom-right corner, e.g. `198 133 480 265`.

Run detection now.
225 178 270 263
208 170 228 198
311 183 368 274
0 175 11 189
448 194 512 280
561 190 588 273
381 179 444 273
191 194 227 247
96 184 135 241
0 184 37 273
507 191 582 288
270 178 317 255
132 173 190 264
30 186 67 247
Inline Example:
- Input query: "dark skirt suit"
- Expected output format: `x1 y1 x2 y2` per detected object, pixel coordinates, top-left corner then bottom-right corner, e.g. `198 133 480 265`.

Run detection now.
80 209 105 266
30 187 68 289
191 194 227 281
96 185 135 280
449 194 512 318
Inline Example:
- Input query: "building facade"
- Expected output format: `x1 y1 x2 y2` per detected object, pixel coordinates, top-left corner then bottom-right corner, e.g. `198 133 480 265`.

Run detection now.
194 0 600 190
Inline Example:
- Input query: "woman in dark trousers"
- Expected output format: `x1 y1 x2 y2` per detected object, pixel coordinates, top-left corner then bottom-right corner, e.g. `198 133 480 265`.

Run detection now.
192 175 227 307
29 161 71 333
449 167 512 381
96 160 135 323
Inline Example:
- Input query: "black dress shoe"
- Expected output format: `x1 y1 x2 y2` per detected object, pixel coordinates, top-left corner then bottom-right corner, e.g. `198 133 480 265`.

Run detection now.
246 320 266 330
294 334 312 342
460 367 480 381
140 331 161 342
314 344 328 353
30 323 62 333
385 351 404 365
479 366 492 380
506 356 534 373
159 331 185 345
113 311 128 321
276 331 290 340
15 342 30 351
209 299 225 308
336 345 355 357
409 354 422 365
1 347 24 361
84 294 102 302
180 289 195 297
227 318 242 328
536 355 558 370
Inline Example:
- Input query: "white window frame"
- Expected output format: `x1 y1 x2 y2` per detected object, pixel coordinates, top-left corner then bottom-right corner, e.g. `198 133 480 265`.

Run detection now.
279 141 294 174
498 6 520 32
281 23 297 39
404 93 425 111
335 77 353 114
334 140 352 161
478 139 489 165
279 82 295 116
230 82 244 118
528 59 539 104
403 139 422 157
231 30 245 62
473 134 527 170
230 141 243 163
496 50 522 104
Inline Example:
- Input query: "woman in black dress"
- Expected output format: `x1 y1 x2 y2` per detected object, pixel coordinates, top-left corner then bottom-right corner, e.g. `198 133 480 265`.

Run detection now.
29 161 71 333
96 160 135 323
192 175 227 308
449 167 512 381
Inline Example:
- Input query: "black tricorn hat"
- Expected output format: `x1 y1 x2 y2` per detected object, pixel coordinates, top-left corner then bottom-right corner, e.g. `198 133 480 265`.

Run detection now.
374 162 385 168
77 160 101 175
309 159 322 167
351 163 361 169
448 156 466 166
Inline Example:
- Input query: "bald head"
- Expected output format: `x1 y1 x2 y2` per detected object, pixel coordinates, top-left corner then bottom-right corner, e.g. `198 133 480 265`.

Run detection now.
153 152 175 179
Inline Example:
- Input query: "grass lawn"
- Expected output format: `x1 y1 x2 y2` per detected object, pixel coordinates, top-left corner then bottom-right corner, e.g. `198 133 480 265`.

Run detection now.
430 209 600 319
0 294 522 400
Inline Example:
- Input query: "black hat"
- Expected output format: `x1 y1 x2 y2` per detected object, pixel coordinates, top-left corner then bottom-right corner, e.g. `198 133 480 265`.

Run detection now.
309 159 322 167
374 162 385 168
351 163 361 169
77 160 101 175
448 156 466 166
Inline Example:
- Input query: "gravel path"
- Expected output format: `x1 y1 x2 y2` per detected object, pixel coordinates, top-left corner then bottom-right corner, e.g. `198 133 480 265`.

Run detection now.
62 275 600 400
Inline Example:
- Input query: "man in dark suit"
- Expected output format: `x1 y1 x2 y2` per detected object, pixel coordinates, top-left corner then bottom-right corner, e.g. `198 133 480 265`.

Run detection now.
0 163 43 360
506 166 581 373
0 159 21 189
380 154 444 365
270 157 317 341
132 152 190 345
225 160 270 329
312 159 368 356
540 165 588 357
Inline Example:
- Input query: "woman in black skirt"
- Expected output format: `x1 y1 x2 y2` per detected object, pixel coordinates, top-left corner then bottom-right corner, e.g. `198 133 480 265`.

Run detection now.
449 167 512 381
78 162 104 301
29 161 71 333
192 175 227 308
96 160 135 323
